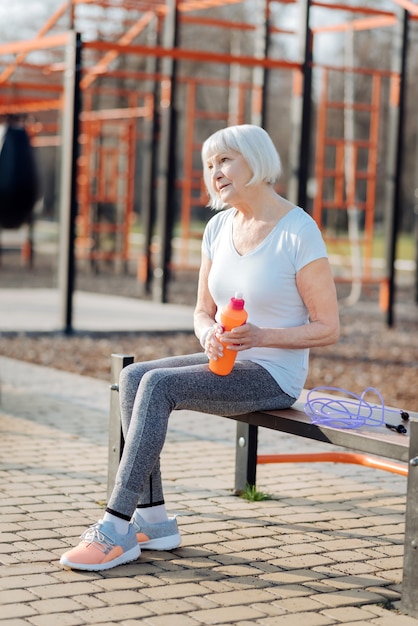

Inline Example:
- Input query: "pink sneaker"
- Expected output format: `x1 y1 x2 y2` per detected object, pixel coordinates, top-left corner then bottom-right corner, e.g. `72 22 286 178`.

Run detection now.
60 520 140 571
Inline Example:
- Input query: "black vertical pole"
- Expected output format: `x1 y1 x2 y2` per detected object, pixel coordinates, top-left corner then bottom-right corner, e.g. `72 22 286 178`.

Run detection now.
153 0 178 303
415 185 418 304
65 32 82 334
287 0 312 209
59 31 82 335
297 0 313 211
386 10 409 327
251 0 270 128
140 16 159 294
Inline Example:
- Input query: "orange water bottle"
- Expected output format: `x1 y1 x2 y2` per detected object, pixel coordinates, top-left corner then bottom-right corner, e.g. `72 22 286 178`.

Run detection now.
209 292 248 376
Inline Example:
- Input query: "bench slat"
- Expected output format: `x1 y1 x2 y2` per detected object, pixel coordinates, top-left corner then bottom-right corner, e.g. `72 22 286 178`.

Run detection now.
225 403 409 463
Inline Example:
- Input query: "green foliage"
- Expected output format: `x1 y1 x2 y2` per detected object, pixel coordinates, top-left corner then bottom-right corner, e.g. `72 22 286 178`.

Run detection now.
325 232 414 260
240 483 272 502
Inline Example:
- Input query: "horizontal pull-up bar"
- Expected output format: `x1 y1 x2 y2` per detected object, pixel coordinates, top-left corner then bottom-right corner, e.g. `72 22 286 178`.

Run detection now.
83 40 302 71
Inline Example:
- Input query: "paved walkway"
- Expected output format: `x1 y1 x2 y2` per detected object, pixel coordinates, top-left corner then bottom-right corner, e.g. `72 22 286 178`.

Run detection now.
0 288 194 333
0 353 416 625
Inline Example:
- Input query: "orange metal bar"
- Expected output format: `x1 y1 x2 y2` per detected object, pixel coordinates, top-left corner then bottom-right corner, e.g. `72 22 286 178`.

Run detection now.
72 0 278 15
80 106 150 121
0 1 70 83
181 14 295 36
0 33 71 60
179 0 245 10
390 0 418 17
312 1 395 17
0 99 63 115
312 0 418 20
34 1 71 35
257 452 408 477
312 15 396 34
74 0 252 11
314 63 393 78
81 11 155 89
83 40 301 71
0 81 62 94
326 101 379 113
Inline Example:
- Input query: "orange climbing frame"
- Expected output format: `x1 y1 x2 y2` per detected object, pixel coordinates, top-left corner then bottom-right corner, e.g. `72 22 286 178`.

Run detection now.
1 0 417 278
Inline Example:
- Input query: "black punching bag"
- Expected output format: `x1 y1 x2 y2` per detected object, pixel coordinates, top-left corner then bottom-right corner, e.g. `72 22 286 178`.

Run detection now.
0 125 40 229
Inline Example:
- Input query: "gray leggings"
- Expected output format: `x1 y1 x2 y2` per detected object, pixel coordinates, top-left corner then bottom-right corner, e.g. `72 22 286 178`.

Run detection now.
107 353 296 520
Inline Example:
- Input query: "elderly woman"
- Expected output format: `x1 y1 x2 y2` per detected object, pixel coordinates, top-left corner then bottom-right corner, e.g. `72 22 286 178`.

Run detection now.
60 124 339 571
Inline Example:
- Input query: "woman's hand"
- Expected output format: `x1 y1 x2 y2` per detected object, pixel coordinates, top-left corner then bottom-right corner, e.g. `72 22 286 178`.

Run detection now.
201 324 223 360
204 323 259 359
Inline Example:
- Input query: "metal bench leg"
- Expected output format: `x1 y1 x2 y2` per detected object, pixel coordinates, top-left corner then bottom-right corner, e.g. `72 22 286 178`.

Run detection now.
235 422 258 494
401 416 418 618
107 354 134 500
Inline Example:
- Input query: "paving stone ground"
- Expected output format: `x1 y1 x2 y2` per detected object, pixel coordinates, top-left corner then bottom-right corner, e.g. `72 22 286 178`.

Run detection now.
0 356 417 625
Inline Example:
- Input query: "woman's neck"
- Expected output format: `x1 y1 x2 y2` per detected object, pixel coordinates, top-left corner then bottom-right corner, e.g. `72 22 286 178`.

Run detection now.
233 187 294 223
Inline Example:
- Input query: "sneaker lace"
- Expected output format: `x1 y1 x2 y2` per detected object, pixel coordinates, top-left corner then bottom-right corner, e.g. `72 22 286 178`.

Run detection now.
80 523 114 554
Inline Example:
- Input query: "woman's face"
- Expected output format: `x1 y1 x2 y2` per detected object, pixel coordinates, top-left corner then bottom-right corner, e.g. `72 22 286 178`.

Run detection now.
206 149 253 206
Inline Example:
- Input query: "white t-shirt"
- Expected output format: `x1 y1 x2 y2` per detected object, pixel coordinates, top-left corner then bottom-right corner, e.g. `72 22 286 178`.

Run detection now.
202 206 328 398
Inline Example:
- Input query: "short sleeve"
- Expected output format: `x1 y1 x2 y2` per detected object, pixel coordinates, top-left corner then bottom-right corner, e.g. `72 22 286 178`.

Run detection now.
294 217 328 272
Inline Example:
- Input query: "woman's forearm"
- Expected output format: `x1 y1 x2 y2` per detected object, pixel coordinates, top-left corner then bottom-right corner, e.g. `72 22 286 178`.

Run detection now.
255 319 340 350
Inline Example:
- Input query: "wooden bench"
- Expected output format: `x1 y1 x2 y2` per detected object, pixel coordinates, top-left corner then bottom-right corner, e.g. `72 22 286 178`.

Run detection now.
107 353 418 619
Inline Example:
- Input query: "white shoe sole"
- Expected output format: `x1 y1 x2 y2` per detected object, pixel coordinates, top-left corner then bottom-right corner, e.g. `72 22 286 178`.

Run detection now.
138 532 181 551
60 543 141 571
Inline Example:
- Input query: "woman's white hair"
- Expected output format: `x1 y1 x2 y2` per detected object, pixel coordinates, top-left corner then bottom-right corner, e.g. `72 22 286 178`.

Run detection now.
201 124 282 210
